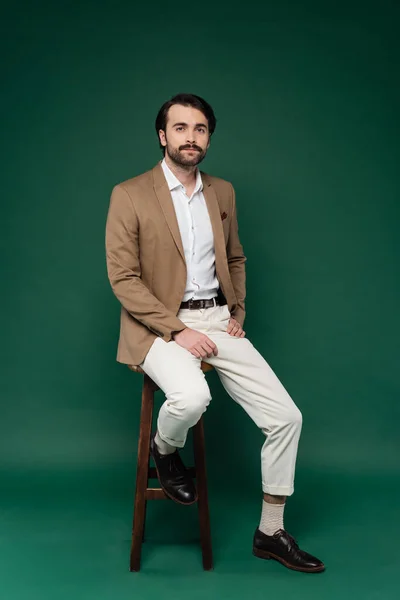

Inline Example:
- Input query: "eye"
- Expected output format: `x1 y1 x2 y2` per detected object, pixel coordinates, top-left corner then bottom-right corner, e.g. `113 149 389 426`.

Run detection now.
176 126 184 131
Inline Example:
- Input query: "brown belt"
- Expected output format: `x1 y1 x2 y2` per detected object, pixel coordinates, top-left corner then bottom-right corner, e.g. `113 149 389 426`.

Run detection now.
179 297 225 310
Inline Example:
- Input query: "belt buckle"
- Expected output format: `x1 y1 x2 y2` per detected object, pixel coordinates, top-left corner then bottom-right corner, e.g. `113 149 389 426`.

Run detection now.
188 298 194 309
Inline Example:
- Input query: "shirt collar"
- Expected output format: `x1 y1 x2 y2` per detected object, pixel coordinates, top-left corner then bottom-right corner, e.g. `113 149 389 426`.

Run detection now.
161 157 203 194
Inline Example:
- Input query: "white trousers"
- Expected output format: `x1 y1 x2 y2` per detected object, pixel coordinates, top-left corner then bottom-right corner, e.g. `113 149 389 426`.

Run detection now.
139 302 302 496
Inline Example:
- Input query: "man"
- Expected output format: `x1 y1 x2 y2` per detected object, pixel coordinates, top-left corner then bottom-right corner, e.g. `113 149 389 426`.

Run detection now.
105 93 325 573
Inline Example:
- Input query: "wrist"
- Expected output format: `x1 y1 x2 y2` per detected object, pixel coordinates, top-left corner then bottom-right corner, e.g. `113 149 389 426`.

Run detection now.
172 327 187 339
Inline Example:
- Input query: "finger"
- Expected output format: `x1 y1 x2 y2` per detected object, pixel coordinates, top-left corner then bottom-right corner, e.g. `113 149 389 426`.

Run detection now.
199 343 213 359
204 338 217 352
200 345 212 358
202 342 214 358
227 319 235 332
231 324 240 336
204 339 218 357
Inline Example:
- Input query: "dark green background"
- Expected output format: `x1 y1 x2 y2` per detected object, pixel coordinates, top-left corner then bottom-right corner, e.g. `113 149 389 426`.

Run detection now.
1 1 399 598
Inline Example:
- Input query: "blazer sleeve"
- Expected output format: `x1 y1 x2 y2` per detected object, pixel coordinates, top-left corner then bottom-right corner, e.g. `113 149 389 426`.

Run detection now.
226 183 247 327
105 184 187 342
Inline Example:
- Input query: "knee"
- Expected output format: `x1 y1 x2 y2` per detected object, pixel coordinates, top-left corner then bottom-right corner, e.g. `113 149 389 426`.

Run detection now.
273 403 302 432
165 385 211 423
181 389 212 422
286 406 303 430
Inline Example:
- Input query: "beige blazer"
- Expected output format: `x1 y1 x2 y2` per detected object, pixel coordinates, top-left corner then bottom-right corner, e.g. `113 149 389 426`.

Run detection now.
105 161 247 366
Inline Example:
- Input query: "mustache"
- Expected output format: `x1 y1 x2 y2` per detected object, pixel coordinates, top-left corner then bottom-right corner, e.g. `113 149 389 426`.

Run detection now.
180 145 202 152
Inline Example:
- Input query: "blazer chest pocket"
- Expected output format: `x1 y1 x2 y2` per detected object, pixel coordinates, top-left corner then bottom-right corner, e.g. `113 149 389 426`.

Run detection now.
222 215 230 244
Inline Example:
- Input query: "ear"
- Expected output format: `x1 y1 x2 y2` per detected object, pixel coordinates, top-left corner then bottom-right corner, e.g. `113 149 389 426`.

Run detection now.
159 129 167 147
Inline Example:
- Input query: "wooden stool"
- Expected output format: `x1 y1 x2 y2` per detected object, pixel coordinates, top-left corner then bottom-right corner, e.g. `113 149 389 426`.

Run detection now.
128 361 214 572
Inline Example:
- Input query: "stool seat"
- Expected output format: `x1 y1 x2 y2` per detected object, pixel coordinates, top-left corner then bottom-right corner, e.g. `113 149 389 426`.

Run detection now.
128 360 214 571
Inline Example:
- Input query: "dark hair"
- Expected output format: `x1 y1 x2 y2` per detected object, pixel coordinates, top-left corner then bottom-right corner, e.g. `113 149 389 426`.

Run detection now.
155 93 217 154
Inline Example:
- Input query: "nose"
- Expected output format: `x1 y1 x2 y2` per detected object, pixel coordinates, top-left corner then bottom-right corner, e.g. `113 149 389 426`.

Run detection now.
186 130 198 144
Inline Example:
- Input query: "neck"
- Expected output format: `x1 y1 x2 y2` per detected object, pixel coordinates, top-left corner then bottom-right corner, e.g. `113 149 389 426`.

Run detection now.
164 154 197 187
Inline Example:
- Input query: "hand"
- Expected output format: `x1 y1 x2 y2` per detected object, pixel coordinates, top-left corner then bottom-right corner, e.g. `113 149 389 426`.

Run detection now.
173 328 218 359
227 316 246 338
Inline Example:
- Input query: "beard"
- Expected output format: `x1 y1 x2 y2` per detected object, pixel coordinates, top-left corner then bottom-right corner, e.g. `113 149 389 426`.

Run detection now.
166 140 207 168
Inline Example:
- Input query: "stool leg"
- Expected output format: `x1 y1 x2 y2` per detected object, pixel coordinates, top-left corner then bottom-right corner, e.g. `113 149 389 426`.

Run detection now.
193 417 213 570
142 501 148 543
130 375 154 571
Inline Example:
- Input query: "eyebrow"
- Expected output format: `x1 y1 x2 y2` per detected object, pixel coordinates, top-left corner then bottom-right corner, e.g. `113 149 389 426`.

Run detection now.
172 122 208 129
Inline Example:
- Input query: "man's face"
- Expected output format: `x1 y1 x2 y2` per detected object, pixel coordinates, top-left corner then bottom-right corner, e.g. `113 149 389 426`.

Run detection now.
159 104 210 168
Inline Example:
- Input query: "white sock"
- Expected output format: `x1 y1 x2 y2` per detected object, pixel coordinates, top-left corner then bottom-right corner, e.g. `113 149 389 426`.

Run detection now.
259 500 285 536
154 431 176 455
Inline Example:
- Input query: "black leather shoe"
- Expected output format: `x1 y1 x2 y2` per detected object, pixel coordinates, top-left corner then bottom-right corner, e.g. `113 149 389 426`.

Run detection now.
150 433 198 505
253 528 325 573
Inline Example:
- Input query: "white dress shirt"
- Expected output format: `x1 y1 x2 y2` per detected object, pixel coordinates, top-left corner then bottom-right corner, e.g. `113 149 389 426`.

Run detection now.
161 158 219 302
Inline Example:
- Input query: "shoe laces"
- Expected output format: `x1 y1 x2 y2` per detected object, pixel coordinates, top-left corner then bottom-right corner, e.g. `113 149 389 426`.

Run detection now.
277 529 299 551
168 454 187 483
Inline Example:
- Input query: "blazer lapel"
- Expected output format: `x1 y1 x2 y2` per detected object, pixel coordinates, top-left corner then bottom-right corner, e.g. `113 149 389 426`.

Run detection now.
201 173 227 269
152 162 186 264
152 162 226 269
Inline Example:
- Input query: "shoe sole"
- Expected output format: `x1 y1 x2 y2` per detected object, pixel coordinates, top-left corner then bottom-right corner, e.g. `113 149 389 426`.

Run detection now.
253 547 325 573
150 445 198 506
